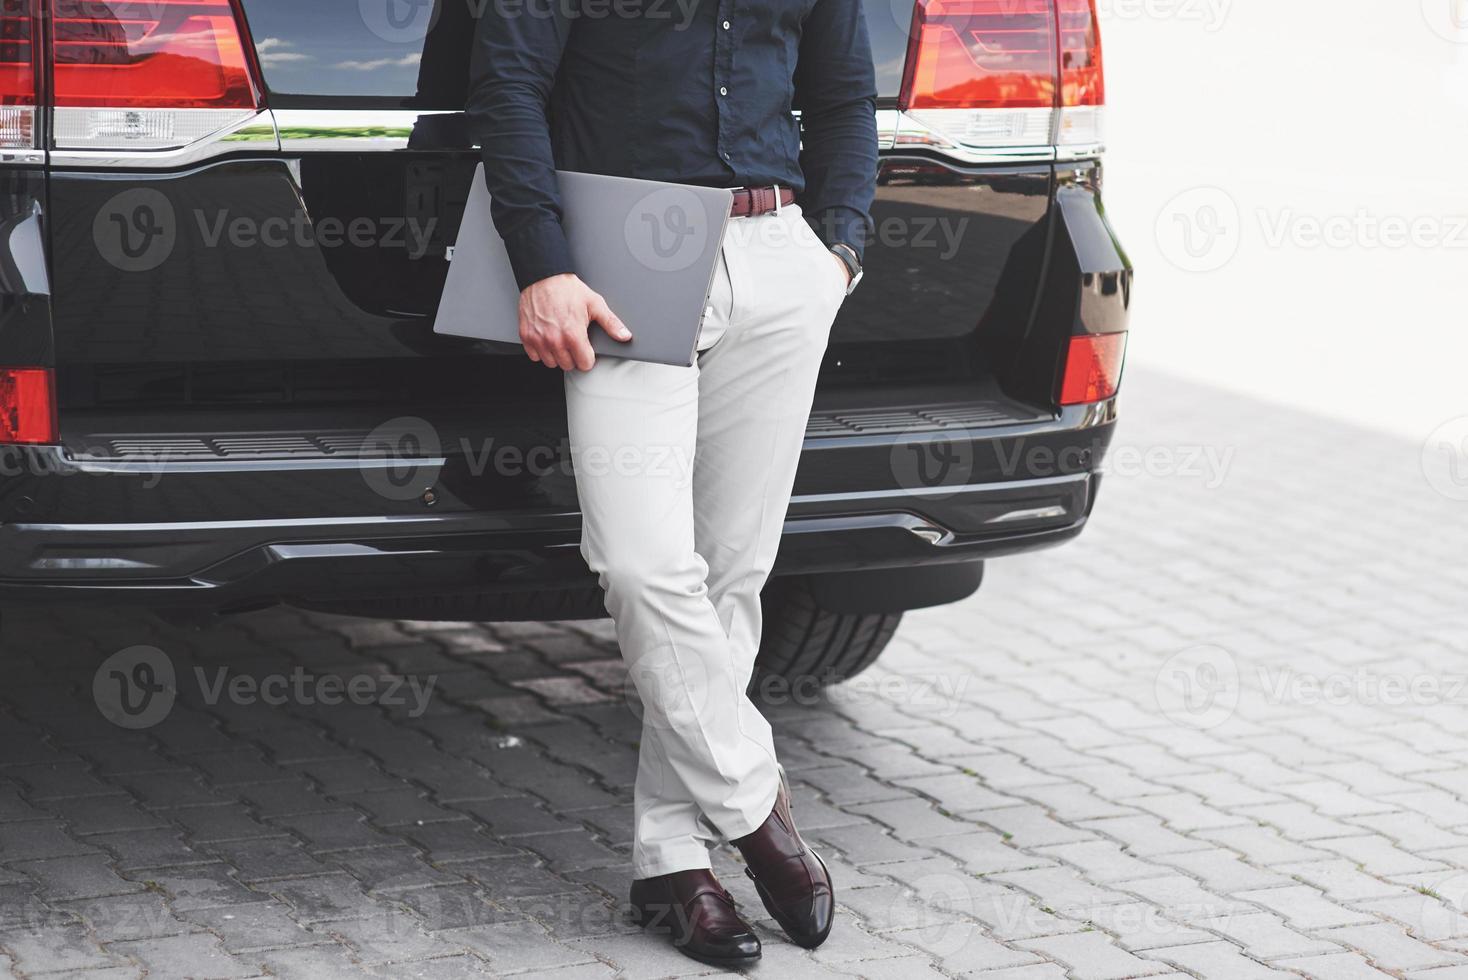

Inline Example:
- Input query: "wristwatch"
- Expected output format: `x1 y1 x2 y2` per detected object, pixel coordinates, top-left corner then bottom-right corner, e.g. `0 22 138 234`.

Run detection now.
829 243 864 296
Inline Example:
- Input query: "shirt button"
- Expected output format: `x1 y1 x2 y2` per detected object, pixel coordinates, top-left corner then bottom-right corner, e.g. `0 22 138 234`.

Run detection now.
719 86 728 96
723 151 731 160
722 19 730 28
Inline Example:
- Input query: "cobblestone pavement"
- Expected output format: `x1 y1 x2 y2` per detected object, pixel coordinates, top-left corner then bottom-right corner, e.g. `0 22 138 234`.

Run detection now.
3 370 1467 979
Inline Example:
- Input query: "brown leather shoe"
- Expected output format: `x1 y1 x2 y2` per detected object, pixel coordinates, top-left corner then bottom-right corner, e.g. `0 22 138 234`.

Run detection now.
732 780 834 948
629 869 761 967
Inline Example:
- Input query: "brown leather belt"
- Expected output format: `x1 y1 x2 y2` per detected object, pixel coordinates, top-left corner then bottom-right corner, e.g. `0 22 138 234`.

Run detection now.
730 185 796 218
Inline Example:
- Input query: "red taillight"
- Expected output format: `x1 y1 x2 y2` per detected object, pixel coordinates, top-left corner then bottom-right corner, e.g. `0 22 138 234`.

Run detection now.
0 367 57 445
1058 0 1103 107
52 0 260 109
900 0 1056 110
0 0 37 102
0 0 38 146
1059 333 1126 405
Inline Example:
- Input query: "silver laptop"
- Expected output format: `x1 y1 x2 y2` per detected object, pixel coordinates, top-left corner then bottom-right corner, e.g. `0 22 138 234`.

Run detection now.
435 165 734 367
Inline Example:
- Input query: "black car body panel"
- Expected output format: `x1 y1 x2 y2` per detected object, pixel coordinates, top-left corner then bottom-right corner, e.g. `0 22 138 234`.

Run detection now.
0 0 1131 613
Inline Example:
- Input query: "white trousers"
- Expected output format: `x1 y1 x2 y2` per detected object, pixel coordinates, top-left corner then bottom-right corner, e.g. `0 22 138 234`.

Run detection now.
565 205 846 878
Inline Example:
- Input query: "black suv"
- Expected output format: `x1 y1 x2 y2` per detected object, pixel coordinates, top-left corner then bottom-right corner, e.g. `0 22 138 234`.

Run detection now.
0 0 1130 689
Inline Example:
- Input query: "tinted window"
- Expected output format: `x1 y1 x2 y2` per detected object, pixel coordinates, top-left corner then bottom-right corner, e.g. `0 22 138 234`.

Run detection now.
238 0 477 104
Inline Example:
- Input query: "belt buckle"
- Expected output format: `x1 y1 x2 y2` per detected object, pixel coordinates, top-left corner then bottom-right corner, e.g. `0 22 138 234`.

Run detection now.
771 185 782 215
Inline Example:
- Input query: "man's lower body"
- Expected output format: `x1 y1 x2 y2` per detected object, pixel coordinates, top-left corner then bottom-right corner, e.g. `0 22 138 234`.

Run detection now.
565 204 844 962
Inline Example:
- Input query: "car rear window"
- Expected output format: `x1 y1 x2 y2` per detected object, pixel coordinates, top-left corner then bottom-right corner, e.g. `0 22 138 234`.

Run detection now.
237 0 477 106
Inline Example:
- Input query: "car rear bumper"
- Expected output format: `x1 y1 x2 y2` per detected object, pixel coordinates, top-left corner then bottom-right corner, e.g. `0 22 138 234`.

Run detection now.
0 398 1115 608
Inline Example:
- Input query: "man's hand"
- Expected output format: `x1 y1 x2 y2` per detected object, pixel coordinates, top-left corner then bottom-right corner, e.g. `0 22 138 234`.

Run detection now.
518 273 631 371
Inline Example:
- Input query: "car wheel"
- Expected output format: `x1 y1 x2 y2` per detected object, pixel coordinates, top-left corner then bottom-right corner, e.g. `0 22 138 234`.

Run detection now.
752 575 903 697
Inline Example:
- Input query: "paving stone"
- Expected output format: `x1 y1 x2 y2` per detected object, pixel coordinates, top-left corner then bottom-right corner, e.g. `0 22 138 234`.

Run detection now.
268 810 396 853
42 796 168 837
267 873 377 924
1236 885 1377 930
398 820 521 863
337 788 464 826
0 820 101 859
7 379 1468 980
141 864 266 912
11 854 146 901
1191 910 1341 959
251 942 379 979
91 827 212 871
0 922 126 973
1316 921 1465 972
165 803 282 844
1274 951 1400 979
1015 930 1172 979
107 931 257 978
990 867 1134 915
202 836 331 882
1145 940 1302 978
1078 815 1213 857
182 901 321 953
439 919 596 974
317 913 463 963
62 891 193 942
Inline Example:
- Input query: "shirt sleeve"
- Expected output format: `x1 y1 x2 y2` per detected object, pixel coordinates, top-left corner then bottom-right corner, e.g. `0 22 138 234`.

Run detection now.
793 0 879 262
466 1 577 291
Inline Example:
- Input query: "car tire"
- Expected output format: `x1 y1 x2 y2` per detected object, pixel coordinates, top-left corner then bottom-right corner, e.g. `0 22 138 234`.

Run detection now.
751 575 903 696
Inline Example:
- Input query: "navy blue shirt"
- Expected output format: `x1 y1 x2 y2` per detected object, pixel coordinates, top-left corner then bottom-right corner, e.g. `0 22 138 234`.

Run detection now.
467 0 879 290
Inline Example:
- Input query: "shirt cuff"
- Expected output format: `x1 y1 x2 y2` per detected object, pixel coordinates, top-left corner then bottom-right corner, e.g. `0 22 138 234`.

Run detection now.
504 218 576 292
805 206 871 264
